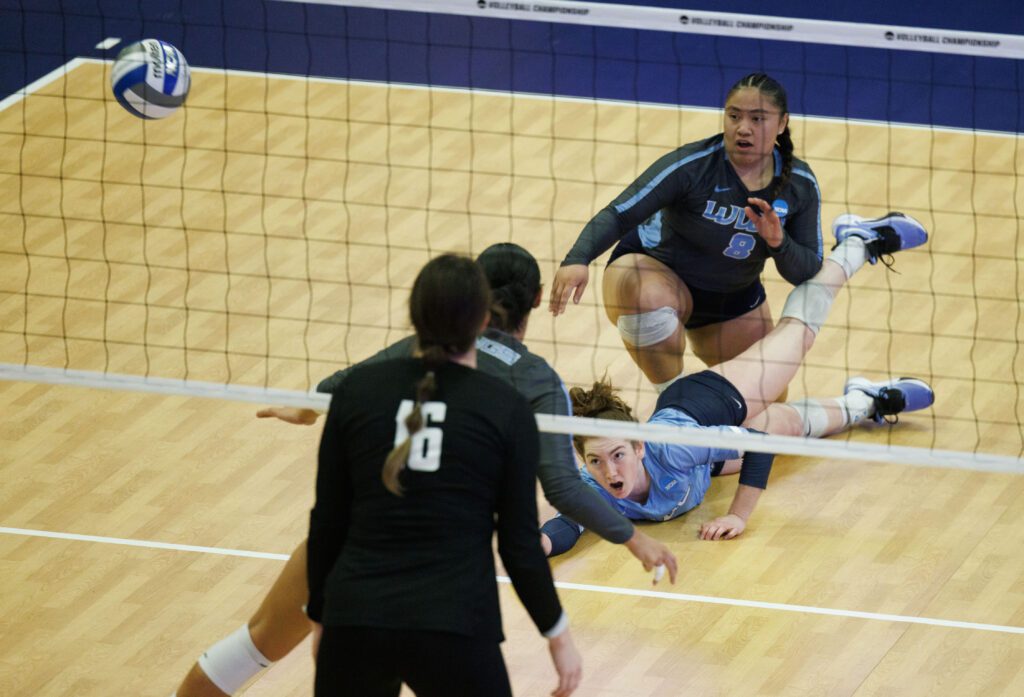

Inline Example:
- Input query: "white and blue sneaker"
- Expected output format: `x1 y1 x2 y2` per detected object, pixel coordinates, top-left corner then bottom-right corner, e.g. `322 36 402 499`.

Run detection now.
833 212 929 266
844 376 935 424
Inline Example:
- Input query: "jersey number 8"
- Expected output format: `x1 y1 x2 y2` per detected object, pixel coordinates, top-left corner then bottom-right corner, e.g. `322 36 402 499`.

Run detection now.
722 232 756 259
394 400 447 472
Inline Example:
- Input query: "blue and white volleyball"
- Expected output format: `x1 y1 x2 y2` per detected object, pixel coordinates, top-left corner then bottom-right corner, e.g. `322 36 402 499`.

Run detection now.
111 39 190 119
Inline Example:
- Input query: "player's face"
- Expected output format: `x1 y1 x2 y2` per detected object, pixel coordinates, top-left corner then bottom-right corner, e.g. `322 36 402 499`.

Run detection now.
582 437 646 500
723 87 788 167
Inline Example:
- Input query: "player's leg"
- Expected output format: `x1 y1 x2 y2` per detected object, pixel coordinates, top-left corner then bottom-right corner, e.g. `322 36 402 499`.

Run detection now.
686 301 773 368
173 539 311 697
745 377 935 437
711 212 928 417
602 252 693 389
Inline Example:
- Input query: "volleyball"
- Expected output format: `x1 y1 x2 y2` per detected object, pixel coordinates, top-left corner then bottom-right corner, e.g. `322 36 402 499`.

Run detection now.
110 39 191 119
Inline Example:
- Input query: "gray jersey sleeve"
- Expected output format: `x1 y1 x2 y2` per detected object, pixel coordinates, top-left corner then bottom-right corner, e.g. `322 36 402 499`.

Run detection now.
316 336 418 393
768 165 824 285
520 359 635 544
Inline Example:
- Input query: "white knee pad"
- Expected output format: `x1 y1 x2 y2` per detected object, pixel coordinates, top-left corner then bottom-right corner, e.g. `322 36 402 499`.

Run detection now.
616 306 679 347
780 281 834 336
198 624 272 695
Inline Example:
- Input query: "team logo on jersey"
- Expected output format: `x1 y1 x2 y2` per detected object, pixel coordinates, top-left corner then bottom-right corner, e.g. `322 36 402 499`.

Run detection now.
772 199 789 220
702 201 757 232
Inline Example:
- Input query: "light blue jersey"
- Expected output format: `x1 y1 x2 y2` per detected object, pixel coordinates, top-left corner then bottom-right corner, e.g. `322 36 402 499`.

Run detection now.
580 408 743 522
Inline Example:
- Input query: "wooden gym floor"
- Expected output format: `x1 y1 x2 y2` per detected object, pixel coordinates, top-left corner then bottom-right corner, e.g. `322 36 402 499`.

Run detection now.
1 60 1023 696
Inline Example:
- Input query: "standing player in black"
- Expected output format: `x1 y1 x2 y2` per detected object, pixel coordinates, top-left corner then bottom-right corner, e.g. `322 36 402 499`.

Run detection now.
309 254 582 696
550 71 923 392
170 244 664 697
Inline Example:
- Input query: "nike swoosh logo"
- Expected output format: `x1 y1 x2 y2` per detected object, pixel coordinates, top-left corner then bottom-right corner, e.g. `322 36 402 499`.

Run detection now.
714 185 731 193
732 398 743 409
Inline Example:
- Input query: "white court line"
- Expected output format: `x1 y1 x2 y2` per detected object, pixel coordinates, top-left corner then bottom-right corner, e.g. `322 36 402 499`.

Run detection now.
3 525 1022 636
0 57 86 114
0 526 290 561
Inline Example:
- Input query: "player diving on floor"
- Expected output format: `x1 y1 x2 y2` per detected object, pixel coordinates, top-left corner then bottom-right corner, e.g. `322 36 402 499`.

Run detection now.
541 207 935 553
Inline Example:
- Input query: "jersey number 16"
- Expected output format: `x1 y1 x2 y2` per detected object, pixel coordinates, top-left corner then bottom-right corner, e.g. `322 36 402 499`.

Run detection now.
394 400 447 471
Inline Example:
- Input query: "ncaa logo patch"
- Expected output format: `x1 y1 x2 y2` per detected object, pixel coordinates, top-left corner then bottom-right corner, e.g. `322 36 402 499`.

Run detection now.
772 199 789 220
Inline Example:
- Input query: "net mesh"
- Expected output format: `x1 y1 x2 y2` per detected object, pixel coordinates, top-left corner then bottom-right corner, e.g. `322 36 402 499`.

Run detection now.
1 0 1023 464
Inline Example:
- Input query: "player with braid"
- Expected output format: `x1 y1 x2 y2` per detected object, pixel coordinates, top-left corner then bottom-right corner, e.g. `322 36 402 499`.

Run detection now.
171 245 656 697
309 254 581 695
550 72 923 393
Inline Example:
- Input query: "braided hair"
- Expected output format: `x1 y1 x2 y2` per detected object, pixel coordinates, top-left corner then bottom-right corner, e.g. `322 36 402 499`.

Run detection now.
382 254 491 496
727 72 793 201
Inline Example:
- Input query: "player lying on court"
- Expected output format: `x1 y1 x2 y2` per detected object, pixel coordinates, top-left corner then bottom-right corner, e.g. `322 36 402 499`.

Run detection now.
541 207 935 554
171 244 671 697
550 72 827 391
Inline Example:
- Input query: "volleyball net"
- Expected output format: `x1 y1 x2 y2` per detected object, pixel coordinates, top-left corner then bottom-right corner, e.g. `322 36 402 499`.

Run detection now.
2 0 1023 471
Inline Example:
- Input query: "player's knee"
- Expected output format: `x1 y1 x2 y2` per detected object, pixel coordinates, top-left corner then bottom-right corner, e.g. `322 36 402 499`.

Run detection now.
780 281 834 336
617 306 680 347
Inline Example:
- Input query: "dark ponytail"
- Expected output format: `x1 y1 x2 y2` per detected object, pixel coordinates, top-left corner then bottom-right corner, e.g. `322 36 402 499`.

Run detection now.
381 255 490 496
476 243 541 334
727 72 793 200
771 125 794 201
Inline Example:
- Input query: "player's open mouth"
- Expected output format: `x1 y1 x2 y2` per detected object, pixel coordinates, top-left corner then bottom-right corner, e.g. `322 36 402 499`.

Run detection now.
609 481 624 491
736 140 753 149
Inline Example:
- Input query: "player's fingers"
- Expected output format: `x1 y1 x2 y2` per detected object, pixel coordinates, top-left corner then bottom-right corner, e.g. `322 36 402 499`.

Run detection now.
565 665 583 696
747 196 769 214
652 564 665 585
548 284 564 313
572 279 587 305
553 670 576 697
256 408 273 418
663 553 679 583
551 284 573 316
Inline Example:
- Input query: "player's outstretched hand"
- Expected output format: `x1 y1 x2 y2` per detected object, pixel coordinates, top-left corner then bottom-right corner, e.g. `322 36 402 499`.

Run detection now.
548 629 582 697
699 513 746 540
256 406 321 425
745 197 784 248
624 529 678 585
549 264 589 316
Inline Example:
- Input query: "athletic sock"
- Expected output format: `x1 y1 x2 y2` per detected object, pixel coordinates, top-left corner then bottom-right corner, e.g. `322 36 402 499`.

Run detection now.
788 389 875 438
828 236 869 279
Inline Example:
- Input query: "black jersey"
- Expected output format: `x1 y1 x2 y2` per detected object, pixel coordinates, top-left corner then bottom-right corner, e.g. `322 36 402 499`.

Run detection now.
563 133 823 292
307 358 563 642
317 328 635 544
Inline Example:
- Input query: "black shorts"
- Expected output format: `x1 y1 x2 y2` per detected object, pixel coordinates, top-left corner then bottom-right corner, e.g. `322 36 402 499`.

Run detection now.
655 370 747 427
315 625 512 697
608 230 766 329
